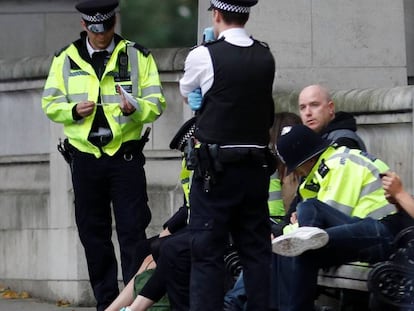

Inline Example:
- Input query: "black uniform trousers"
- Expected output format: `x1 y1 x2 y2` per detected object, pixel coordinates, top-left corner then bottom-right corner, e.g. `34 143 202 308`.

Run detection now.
71 147 151 311
140 228 192 310
189 162 272 311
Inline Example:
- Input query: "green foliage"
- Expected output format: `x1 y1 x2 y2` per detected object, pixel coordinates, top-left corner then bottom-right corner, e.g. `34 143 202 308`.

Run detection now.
120 0 198 48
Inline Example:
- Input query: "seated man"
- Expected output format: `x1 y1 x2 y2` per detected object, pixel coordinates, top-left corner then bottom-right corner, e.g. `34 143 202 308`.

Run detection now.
272 171 414 311
298 84 366 151
269 125 398 311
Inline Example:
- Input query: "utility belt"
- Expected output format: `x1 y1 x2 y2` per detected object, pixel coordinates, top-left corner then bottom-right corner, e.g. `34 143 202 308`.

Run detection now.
58 127 151 164
186 142 277 192
88 132 113 147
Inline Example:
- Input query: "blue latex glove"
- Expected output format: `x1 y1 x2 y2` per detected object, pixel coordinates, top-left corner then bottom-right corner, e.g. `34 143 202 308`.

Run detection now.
188 88 203 111
203 27 215 43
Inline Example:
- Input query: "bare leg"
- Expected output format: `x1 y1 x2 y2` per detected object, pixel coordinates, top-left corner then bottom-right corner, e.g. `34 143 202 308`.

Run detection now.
129 295 156 311
105 255 156 311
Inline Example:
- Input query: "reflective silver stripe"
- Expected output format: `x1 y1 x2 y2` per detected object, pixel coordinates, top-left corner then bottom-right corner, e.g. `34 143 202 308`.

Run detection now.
44 96 67 109
270 171 280 179
329 151 381 177
68 93 88 103
48 97 67 104
359 179 382 198
101 94 121 103
146 96 163 113
43 87 67 109
69 70 89 77
142 86 161 97
329 151 384 202
269 190 282 201
324 200 353 215
368 204 396 219
103 94 142 112
127 44 139 97
116 115 130 124
62 56 71 95
42 87 65 98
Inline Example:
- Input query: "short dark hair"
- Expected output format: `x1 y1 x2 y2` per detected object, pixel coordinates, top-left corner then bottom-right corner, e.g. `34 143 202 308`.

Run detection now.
218 9 249 25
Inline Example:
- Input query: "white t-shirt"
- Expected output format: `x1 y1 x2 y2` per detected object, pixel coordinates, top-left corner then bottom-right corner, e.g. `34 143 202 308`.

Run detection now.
179 27 253 98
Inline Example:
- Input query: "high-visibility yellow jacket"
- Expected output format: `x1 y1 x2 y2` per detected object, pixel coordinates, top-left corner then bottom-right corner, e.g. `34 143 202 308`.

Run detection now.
268 170 285 218
299 146 395 219
181 158 191 205
42 33 166 158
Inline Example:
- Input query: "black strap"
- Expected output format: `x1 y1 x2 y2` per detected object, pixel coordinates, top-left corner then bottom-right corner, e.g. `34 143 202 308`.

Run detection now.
91 51 109 79
88 51 113 147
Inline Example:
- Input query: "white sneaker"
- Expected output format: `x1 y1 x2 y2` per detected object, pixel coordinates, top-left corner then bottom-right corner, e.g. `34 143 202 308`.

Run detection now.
272 226 329 257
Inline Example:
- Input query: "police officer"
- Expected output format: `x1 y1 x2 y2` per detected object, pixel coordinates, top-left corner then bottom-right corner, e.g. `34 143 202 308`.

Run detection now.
41 1 166 310
272 125 396 310
179 1 276 310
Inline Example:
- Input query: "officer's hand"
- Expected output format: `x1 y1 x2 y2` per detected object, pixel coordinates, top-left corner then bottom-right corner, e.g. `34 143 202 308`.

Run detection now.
159 227 171 238
188 88 203 111
117 85 136 115
290 212 298 224
76 101 95 117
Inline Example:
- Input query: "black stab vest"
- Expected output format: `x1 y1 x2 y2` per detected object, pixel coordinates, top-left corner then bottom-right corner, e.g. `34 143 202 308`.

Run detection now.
195 39 275 145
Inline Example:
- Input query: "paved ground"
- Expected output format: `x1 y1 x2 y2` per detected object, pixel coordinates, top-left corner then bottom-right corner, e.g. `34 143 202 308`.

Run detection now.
0 297 95 311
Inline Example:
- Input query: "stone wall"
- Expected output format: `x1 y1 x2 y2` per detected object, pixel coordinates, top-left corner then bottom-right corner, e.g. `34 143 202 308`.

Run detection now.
198 0 412 91
1 0 413 306
0 49 192 305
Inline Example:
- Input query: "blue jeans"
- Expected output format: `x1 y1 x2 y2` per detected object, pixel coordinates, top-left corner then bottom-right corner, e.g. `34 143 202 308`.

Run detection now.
223 272 247 311
273 198 395 311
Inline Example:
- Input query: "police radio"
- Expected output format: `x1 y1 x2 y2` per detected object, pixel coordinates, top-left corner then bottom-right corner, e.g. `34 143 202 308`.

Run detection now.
184 137 197 170
118 52 129 81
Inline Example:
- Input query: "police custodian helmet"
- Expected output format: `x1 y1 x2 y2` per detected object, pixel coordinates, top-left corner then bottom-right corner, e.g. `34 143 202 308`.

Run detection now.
209 0 258 13
75 0 118 33
169 117 196 152
276 125 333 174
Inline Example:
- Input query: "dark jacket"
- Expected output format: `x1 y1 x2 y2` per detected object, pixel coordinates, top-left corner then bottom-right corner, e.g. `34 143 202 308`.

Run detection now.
320 111 366 151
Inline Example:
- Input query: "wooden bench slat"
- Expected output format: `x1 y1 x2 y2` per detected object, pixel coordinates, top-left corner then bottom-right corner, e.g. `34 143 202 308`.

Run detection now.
317 262 372 292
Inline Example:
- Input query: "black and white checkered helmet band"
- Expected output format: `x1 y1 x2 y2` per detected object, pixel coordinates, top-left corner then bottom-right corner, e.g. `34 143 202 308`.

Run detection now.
81 10 115 23
210 0 251 13
177 124 196 150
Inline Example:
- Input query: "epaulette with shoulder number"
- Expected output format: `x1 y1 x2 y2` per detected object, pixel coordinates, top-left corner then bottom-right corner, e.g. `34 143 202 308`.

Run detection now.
131 42 151 57
203 37 225 47
54 44 70 57
304 181 320 193
359 151 378 162
189 37 224 51
189 43 201 51
317 160 330 178
253 39 270 49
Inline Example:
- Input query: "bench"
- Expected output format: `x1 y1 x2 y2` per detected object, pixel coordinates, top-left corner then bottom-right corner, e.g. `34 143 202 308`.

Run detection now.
318 262 372 292
316 226 414 310
317 262 372 310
